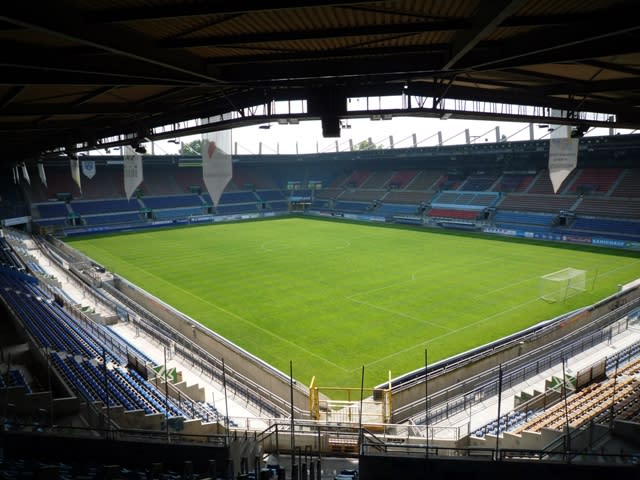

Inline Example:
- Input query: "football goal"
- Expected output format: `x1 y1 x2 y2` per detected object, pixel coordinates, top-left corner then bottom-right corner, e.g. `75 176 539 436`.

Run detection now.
540 268 587 303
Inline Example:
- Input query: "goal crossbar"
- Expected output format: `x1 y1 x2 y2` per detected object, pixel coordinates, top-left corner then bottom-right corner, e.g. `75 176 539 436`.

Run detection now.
540 268 587 303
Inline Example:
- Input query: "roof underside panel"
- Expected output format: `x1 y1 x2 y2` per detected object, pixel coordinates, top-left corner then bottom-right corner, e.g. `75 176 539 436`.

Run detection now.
0 0 638 162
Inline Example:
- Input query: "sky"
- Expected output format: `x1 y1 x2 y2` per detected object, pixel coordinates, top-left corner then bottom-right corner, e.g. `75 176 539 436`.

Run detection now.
145 116 634 157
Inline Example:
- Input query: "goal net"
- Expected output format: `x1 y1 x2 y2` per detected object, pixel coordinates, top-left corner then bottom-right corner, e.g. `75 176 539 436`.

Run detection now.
540 268 587 303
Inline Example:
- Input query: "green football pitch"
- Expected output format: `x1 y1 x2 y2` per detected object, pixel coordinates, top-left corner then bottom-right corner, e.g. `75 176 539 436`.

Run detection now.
66 217 640 389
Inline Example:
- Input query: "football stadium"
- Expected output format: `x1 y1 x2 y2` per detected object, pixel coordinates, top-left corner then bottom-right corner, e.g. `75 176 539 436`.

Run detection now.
1 2 640 480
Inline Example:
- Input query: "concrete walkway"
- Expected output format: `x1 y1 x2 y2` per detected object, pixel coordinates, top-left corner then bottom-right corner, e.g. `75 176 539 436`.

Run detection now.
431 317 640 440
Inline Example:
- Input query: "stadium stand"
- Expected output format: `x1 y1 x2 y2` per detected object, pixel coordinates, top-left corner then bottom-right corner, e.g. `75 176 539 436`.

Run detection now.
527 169 557 194
338 189 384 202
360 170 393 189
495 193 578 213
406 170 444 191
611 168 640 197
344 170 371 188
565 168 623 195
496 173 536 192
387 170 419 189
574 196 640 219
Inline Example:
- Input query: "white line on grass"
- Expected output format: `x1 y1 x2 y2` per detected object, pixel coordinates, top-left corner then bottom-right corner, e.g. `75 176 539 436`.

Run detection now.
86 244 348 371
361 295 543 370
260 238 351 253
359 259 640 371
347 297 454 331
348 257 499 301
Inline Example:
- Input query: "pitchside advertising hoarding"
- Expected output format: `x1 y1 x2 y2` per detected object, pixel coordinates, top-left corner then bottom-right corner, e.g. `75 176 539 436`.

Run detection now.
483 227 635 249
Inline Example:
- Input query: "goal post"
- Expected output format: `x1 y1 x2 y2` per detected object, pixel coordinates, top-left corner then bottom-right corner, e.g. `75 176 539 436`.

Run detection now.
540 268 587 303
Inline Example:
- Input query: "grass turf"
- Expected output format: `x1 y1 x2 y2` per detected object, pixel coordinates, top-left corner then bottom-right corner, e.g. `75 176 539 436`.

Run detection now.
66 217 640 389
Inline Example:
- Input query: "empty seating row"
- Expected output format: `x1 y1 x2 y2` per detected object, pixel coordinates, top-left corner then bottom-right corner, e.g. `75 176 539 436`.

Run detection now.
83 212 144 226
472 410 538 438
35 202 70 219
432 191 499 208
570 217 640 237
513 375 639 434
141 195 204 209
70 199 140 216
497 194 577 213
333 201 370 213
153 207 206 220
0 368 32 393
337 189 384 202
494 211 555 227
255 190 285 201
427 208 479 220
373 203 420 217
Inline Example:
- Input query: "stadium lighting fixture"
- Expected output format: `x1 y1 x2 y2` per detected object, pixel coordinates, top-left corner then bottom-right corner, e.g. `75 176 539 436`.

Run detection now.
134 145 147 154
259 124 271 129
168 139 179 144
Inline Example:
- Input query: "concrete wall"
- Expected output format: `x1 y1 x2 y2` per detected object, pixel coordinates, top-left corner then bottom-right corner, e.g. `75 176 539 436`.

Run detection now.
113 276 310 416
391 286 640 419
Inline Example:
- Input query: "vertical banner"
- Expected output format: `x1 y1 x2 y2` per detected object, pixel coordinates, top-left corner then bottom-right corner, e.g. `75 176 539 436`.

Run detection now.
82 159 96 179
38 162 47 187
12 166 17 184
70 156 82 194
21 163 30 185
548 137 579 193
123 145 143 201
202 125 232 207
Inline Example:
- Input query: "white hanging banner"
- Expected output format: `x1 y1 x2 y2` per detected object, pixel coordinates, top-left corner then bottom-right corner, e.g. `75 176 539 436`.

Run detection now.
123 145 143 201
82 159 96 179
12 166 17 184
548 137 579 193
21 163 30 185
38 162 47 187
70 157 82 194
202 126 232 207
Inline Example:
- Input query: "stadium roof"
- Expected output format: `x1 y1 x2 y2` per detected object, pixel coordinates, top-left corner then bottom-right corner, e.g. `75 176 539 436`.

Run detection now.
2 0 640 162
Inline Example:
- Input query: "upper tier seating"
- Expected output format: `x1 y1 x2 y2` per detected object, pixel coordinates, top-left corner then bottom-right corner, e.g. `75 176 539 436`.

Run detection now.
406 170 444 190
527 170 557 194
611 169 640 197
460 175 499 191
565 168 622 195
343 170 371 188
387 170 419 189
360 170 393 189
497 173 535 193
